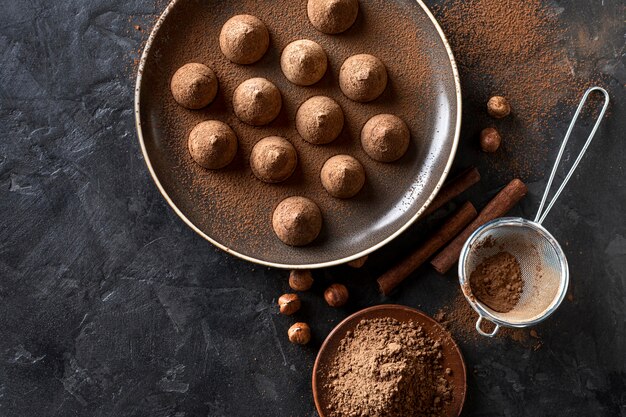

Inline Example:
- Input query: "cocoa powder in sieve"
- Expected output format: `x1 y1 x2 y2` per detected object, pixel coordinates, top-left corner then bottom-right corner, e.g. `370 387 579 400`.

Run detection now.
469 251 523 313
325 317 452 417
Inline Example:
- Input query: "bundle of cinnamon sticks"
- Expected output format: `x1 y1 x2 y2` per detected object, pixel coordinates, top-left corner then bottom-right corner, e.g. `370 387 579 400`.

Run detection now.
377 167 528 295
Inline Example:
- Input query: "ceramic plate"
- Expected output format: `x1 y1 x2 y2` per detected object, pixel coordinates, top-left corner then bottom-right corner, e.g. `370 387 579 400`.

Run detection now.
135 0 461 268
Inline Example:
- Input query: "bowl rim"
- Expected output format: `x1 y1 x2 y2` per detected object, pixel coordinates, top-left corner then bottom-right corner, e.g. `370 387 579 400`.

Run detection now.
134 0 462 269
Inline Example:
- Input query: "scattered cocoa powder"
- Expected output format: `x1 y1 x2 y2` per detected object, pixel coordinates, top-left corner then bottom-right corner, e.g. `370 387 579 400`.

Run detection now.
469 251 523 313
433 0 601 179
325 317 452 417
434 292 542 349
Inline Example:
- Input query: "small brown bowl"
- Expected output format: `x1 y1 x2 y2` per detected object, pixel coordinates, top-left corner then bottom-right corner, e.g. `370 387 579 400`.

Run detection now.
312 304 466 416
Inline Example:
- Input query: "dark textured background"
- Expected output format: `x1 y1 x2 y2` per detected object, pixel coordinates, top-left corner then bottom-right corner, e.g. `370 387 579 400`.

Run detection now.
0 0 624 416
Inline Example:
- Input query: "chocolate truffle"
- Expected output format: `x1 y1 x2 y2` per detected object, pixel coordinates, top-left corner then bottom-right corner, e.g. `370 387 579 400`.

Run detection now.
307 0 359 34
233 78 282 126
280 40 328 86
296 96 344 145
219 15 269 65
170 63 218 110
250 136 298 183
339 54 387 102
321 155 365 198
188 120 238 169
272 196 323 246
361 114 410 162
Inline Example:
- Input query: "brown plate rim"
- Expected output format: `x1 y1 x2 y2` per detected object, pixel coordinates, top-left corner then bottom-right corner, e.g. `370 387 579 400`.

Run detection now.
312 304 467 417
134 0 462 269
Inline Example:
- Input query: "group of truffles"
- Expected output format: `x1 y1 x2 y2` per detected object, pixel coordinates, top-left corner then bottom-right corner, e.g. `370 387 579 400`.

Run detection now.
169 0 412 248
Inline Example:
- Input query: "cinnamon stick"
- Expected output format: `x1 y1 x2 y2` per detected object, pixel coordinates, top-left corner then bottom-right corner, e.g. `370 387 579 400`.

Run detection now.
431 179 528 274
378 201 478 295
422 167 481 217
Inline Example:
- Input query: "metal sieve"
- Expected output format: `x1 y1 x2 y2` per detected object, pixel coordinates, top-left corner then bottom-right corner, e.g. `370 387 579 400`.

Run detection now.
458 87 610 337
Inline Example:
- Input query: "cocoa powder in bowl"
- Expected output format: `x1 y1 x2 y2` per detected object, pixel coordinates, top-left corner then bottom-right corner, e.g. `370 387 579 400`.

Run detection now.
324 317 452 417
137 0 458 264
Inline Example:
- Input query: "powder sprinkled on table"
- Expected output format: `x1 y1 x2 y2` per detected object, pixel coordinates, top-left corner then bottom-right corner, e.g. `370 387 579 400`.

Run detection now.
434 0 600 179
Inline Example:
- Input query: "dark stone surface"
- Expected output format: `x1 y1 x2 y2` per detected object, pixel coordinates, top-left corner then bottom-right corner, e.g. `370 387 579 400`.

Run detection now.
0 1 624 416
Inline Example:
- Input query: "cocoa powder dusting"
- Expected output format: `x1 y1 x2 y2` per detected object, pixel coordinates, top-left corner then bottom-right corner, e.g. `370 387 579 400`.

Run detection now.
434 0 600 179
325 318 452 417
434 292 542 350
469 251 523 313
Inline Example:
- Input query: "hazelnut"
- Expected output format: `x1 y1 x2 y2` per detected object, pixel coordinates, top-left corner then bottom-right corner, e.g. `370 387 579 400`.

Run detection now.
324 283 349 307
487 96 511 118
278 293 301 315
480 127 502 152
289 270 314 291
347 255 368 268
288 322 311 345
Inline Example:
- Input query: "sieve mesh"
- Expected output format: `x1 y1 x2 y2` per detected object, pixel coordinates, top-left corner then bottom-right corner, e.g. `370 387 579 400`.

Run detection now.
460 219 568 325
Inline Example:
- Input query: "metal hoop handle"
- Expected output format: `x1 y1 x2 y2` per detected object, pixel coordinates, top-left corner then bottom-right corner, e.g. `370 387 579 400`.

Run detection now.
475 315 500 337
534 87 610 224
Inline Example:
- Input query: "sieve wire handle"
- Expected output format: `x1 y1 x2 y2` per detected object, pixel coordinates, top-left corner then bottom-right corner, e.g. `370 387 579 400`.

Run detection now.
475 316 500 338
534 87 610 225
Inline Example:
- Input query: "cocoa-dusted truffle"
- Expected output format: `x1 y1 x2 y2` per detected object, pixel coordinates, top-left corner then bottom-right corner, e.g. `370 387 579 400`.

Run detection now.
361 114 410 162
296 96 344 145
339 54 387 102
272 196 323 246
219 15 269 65
321 155 365 198
280 40 328 86
188 120 237 169
307 0 359 34
170 63 218 110
250 136 298 183
233 78 282 126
